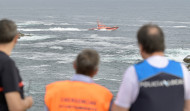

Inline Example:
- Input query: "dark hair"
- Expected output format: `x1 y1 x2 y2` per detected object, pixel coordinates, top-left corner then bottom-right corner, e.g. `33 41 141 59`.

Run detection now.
76 49 100 76
137 24 165 54
0 19 18 43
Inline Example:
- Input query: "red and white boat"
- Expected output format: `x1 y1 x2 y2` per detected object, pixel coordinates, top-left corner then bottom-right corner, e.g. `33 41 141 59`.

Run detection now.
89 20 119 31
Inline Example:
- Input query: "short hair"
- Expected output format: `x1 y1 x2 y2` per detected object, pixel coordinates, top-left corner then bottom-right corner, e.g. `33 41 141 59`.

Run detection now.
137 24 165 54
0 19 18 43
75 49 100 76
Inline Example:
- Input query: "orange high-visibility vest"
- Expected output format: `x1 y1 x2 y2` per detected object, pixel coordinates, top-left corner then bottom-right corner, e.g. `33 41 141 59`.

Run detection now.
45 81 113 111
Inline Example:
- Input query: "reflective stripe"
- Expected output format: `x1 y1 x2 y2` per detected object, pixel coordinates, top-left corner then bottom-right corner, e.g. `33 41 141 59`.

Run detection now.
19 81 24 87
0 87 3 92
0 81 24 92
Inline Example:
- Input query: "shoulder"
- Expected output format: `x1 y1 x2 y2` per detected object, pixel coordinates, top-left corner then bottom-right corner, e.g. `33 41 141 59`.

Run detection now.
122 65 139 85
46 81 69 89
45 81 69 97
91 83 113 99
135 60 145 66
0 53 14 65
124 65 137 78
133 60 147 70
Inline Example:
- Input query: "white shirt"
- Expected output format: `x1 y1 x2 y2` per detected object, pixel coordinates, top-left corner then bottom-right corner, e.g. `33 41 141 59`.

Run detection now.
115 56 190 108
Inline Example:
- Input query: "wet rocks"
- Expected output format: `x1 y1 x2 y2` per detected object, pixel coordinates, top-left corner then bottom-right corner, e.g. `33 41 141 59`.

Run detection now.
184 55 190 63
18 32 31 37
184 55 190 71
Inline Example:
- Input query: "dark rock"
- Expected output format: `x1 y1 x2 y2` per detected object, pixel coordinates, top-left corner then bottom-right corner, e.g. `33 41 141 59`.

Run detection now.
183 55 190 63
18 32 25 37
187 65 190 71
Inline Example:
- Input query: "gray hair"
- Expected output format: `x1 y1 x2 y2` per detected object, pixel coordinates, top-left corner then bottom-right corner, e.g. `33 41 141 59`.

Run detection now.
0 19 18 43
75 49 100 75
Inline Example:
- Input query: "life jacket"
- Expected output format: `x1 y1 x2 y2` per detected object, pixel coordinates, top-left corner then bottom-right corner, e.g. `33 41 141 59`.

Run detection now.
130 60 184 111
45 80 113 111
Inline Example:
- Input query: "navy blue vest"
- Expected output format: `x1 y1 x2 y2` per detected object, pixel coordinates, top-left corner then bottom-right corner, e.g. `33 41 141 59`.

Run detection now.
130 60 184 111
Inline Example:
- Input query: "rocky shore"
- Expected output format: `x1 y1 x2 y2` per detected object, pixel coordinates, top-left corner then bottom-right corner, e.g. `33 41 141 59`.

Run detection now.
183 55 190 71
18 32 32 37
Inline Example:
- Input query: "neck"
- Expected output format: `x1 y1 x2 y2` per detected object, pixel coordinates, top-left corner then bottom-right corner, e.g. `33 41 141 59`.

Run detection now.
143 51 164 59
0 43 14 56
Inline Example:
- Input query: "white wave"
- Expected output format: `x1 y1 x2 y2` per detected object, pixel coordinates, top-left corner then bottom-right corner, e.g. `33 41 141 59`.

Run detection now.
17 21 74 26
49 27 86 31
139 20 190 24
49 46 63 50
44 23 55 25
17 21 44 25
86 22 97 24
173 26 188 28
86 34 135 43
23 65 50 69
46 16 55 18
18 35 52 41
12 52 76 63
101 53 141 63
18 27 87 32
18 28 45 31
60 39 88 44
59 38 122 48
44 23 74 26
60 23 74 25
165 48 190 62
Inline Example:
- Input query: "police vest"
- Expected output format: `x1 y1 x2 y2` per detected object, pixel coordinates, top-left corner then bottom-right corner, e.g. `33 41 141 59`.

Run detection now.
130 60 184 111
45 80 113 111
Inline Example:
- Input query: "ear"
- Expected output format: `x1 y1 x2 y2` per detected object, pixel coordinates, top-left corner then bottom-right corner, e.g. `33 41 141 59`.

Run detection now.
92 68 98 77
94 68 98 75
139 44 143 53
73 61 77 70
13 35 19 44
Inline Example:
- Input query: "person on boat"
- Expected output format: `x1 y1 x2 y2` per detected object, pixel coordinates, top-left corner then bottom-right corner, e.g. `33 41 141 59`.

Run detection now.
44 49 113 111
112 24 190 111
0 19 33 111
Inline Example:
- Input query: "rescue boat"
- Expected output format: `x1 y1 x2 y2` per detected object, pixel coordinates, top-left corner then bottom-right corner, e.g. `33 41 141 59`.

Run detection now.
89 20 119 31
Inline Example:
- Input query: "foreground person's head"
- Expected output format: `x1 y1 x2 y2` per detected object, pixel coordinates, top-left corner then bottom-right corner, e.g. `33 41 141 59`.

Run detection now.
0 19 19 55
137 24 165 59
74 49 100 77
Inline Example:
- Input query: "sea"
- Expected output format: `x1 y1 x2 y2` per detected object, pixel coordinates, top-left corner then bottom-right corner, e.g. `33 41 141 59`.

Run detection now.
0 0 190 110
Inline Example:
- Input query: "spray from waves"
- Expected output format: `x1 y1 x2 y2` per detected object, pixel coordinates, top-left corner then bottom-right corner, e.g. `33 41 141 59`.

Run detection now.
18 29 44 31
18 35 53 41
100 48 189 64
17 21 44 25
49 46 63 50
49 27 87 31
17 21 74 26
165 48 190 62
173 26 188 28
18 27 87 32
85 34 135 42
43 23 75 26
12 52 76 63
139 20 190 25
159 25 189 29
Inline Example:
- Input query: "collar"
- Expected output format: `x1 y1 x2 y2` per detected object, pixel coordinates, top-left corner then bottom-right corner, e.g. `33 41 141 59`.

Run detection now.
146 55 169 68
71 74 94 83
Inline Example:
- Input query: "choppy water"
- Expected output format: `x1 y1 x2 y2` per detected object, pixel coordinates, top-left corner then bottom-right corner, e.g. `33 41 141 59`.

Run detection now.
0 0 190 110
